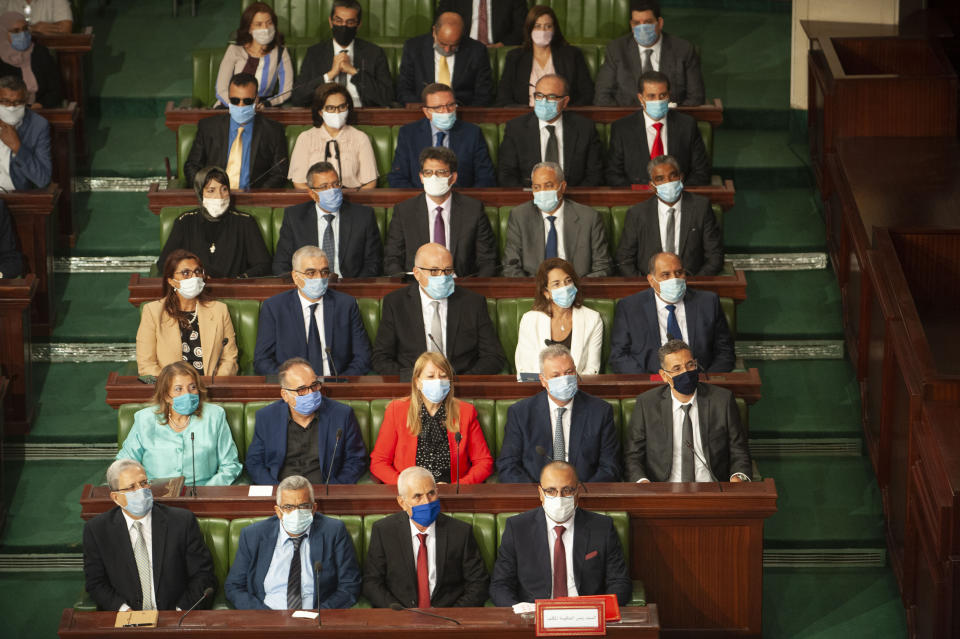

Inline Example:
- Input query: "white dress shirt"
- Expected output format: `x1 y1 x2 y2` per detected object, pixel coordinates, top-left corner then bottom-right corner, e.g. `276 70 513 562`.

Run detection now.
642 109 668 155
540 201 566 260
0 141 14 191
546 394 574 461
538 115 564 169
315 203 342 276
544 510 578 597
425 193 453 251
656 195 682 253
636 36 663 72
418 285 448 354
263 520 315 610
667 391 714 482
654 289 688 345
322 39 362 106
119 510 157 611
433 49 456 83
468 0 493 42
297 289 330 376
408 518 438 596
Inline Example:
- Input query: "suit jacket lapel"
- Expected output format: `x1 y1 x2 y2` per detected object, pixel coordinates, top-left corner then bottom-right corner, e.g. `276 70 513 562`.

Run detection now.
445 289 463 354
626 37 643 81
676 193 694 257
695 384 713 473
322 293 335 352
287 290 309 346
151 506 167 597
567 391 588 468
303 203 320 246
682 290 696 351
660 388 675 477
560 113 576 169
434 515 449 591
114 510 142 600
415 193 433 248
635 113 651 161
250 116 262 166
534 392 554 458
395 514 417 591
197 302 216 374
406 285 428 351
560 202 580 260
448 193 463 258
531 508 552 590
337 204 354 269
572 509 588 590
258 520 282 592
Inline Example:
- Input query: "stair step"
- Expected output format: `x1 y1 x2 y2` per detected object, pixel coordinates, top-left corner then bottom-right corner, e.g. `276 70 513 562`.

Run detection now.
24 363 122 444
763 548 886 568
736 340 843 360
49 273 138 342
0 572 88 639
70 192 160 257
736 269 843 339
724 188 826 253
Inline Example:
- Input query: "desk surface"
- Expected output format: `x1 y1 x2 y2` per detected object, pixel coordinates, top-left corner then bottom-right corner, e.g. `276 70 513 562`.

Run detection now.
59 606 660 639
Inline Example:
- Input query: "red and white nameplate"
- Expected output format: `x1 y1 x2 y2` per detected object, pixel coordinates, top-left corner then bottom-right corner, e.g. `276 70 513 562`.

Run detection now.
535 599 606 636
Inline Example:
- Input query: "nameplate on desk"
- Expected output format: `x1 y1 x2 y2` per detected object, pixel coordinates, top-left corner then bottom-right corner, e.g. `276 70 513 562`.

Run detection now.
535 599 606 636
115 610 158 628
248 485 274 497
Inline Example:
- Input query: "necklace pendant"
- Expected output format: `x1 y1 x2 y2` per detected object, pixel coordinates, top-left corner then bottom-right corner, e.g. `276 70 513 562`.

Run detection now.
209 242 216 254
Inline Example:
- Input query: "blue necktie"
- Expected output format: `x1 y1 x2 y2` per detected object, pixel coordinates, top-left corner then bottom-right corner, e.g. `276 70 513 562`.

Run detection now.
665 304 683 342
436 131 446 146
307 303 325 374
545 215 558 259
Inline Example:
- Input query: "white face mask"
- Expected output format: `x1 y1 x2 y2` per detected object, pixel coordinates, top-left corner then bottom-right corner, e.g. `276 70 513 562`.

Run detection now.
0 104 25 127
251 26 275 45
202 197 229 218
176 277 205 300
423 174 452 198
542 494 575 523
321 110 348 130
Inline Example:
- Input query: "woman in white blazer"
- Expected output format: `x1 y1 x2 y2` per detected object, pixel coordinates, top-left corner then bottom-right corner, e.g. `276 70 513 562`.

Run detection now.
515 258 604 375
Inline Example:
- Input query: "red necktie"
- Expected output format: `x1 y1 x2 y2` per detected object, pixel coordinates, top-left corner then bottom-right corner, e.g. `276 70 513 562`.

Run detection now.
417 533 430 608
477 0 489 44
552 525 567 597
650 122 664 159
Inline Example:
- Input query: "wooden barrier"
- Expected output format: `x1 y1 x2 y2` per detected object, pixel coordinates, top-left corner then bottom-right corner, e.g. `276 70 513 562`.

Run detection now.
35 30 93 154
38 103 78 247
0 275 36 435
0 376 8 532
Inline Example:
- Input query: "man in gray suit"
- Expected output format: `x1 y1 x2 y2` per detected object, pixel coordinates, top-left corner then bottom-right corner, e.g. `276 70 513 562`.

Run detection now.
502 162 611 278
594 0 704 107
624 339 751 483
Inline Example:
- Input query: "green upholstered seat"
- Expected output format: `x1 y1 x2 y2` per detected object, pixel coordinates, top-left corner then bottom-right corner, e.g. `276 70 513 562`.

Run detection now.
340 399 373 453
228 514 363 568
484 206 500 260
177 124 197 185
361 513 387 566
449 512 497 573
242 400 272 456
117 401 244 465
357 297 380 346
221 298 261 374
369 398 392 456
495 297 533 375
462 398 496 457
117 402 151 450
721 297 736 339
198 518 231 608
539 0 631 42
609 203 724 257
698 121 713 162
159 205 275 257
191 48 225 108
478 122 499 171
582 298 615 373
244 0 435 42
493 398 519 456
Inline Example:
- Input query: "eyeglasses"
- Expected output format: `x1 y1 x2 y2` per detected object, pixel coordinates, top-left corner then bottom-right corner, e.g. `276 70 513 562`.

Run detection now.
664 360 698 374
175 268 204 278
540 485 577 498
322 103 349 113
228 96 255 106
0 97 25 107
116 479 151 493
420 169 451 178
416 266 455 277
424 102 458 113
278 502 313 513
533 92 567 103
283 379 322 396
296 268 332 279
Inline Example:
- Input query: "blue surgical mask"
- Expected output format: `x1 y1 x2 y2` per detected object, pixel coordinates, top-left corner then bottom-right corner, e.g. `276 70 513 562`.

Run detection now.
122 487 154 518
546 374 578 402
550 284 577 309
644 99 669 120
534 98 559 122
228 103 256 125
410 499 442 527
633 23 658 47
533 189 559 213
300 276 328 299
420 378 450 404
431 111 456 131
281 508 313 536
315 187 343 213
424 274 454 300
655 179 683 203
293 390 323 415
668 369 699 395
10 31 31 52
171 392 199 416
657 277 686 304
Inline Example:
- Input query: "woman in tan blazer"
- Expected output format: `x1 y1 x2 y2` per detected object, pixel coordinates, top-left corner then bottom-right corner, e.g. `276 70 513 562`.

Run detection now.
136 249 239 377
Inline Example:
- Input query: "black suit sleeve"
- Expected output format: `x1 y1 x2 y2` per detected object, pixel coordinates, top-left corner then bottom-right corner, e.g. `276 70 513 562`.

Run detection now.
291 46 328 107
605 122 629 186
33 45 63 108
725 393 752 478
708 294 735 373
685 123 711 186
272 209 297 275
359 209 384 276
680 45 705 107
567 45 595 106
240 214 272 277
361 524 403 608
496 122 523 187
0 201 22 277
614 206 640 277
695 203 723 276
454 527 490 606
499 0 528 46
489 518 521 606
176 512 217 610
354 43 395 107
493 49 522 107
460 296 506 375
468 45 495 107
601 518 633 606
257 122 289 188
382 209 407 277
396 40 419 105
341 297 373 376
371 296 407 376
585 402 622 482
581 119 604 187
472 207 498 277
183 122 211 189
82 520 127 611
157 216 190 275
623 399 649 483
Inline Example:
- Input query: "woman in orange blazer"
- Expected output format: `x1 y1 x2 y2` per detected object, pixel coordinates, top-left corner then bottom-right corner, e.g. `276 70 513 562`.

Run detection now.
370 351 494 484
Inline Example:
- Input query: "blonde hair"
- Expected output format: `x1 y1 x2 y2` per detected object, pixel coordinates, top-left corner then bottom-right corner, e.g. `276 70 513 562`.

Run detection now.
151 361 207 424
406 351 460 437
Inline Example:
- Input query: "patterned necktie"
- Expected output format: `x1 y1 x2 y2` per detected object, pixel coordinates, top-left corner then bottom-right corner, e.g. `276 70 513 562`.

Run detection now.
680 404 695 482
225 125 244 189
132 522 154 610
477 0 489 44
552 525 567 597
650 121 664 159
416 533 430 607
664 207 676 253
665 304 683 342
545 215 558 259
642 48 653 73
552 406 566 461
433 206 446 246
544 124 559 164
321 213 336 275
429 301 443 354
287 536 304 609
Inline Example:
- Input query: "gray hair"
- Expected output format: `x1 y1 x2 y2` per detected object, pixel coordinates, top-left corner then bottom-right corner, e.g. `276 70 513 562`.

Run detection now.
106 459 145 490
646 154 681 180
397 466 436 498
0 75 26 94
291 245 328 273
277 357 316 389
539 344 575 373
532 161 564 185
658 339 692 369
277 474 315 505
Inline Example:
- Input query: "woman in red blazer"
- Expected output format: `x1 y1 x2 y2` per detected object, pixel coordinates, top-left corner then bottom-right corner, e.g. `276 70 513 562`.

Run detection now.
370 351 494 484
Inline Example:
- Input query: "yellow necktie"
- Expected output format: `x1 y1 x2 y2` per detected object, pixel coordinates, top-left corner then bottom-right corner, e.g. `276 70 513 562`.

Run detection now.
437 55 451 87
226 126 244 188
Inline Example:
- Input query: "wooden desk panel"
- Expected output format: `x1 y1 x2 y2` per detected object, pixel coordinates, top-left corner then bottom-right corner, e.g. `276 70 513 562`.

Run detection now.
38 104 78 246
35 30 92 154
0 275 36 435
3 188 60 334
0 376 8 532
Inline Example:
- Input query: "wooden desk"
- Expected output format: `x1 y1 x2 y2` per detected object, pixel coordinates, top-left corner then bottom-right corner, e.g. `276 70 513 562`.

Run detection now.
59 607 660 639
147 183 737 215
0 275 36 435
35 30 93 154
0 376 8 533
38 104 78 247
3 188 59 334
79 481 775 637
104 370 763 408
126 272 749 306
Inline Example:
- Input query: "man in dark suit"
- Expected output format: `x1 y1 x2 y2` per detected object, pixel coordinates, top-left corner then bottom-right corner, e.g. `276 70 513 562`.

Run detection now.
246 358 367 485
594 0 704 107
273 162 382 277
82 460 216 611
497 344 621 483
502 162 611 278
624 339 752 482
396 12 493 106
609 252 734 374
616 154 722 276
498 74 603 188
436 0 528 46
0 75 51 190
606 70 710 187
290 0 394 107
225 474 362 609
388 83 495 188
490 461 632 606
183 73 288 189
254 245 372 376
364 466 489 608
384 146 497 278
0 199 23 277
372 242 505 378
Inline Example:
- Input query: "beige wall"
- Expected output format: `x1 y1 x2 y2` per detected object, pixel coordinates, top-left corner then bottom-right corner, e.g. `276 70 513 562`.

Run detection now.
790 0 901 109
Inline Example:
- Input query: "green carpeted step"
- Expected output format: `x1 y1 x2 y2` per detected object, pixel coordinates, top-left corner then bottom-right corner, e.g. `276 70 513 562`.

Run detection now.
737 269 843 339
26 363 123 444
0 572 87 639
71 192 160 257
763 457 885 547
747 360 862 439
723 188 826 253
83 115 173 177
763 567 907 638
49 273 138 342
713 129 813 187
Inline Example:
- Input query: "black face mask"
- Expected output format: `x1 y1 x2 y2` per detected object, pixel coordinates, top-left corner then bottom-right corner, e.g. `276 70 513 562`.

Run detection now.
668 370 699 395
331 25 357 47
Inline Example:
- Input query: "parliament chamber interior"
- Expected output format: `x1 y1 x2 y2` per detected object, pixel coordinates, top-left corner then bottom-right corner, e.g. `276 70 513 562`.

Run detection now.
0 0 959 637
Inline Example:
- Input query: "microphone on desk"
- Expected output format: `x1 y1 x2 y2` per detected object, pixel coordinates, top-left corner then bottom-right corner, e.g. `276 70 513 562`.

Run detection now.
324 428 343 496
313 561 323 626
190 432 197 497
211 337 228 385
427 334 459 383
323 346 343 382
389 602 461 625
177 587 214 627
245 155 290 190
454 432 462 494
684 439 720 485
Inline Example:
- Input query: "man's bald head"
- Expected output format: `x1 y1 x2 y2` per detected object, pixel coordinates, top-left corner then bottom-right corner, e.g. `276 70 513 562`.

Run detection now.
413 243 455 295
434 12 464 54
